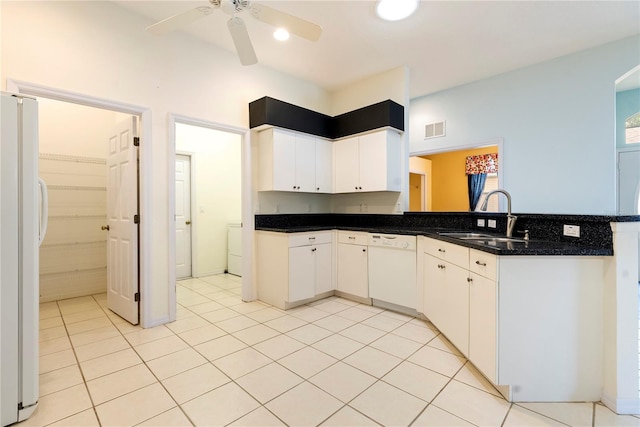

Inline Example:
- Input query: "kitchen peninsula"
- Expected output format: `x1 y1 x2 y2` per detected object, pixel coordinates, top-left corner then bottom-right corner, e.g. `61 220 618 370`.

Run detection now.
254 212 639 404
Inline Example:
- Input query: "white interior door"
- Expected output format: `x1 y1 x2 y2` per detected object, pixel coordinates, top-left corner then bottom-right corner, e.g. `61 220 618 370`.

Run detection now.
618 149 640 215
106 117 139 325
175 154 192 279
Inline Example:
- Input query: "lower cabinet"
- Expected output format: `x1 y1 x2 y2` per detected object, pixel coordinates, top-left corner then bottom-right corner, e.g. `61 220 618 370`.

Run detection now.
421 236 604 402
256 231 333 309
423 253 470 357
336 231 369 299
468 271 497 382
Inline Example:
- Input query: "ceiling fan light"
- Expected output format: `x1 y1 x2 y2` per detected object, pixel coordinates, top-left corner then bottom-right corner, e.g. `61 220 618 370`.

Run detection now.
273 28 290 41
376 0 419 21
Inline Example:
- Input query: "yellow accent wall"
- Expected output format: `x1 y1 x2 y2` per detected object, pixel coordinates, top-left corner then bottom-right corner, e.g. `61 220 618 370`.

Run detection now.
422 146 498 212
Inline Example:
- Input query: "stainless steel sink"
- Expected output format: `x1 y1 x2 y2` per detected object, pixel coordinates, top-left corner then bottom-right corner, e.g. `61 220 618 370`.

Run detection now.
438 232 495 238
466 237 527 243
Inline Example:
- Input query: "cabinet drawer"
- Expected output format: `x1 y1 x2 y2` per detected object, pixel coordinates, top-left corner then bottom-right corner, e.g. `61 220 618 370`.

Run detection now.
338 231 368 245
469 249 497 281
289 232 332 247
423 238 468 268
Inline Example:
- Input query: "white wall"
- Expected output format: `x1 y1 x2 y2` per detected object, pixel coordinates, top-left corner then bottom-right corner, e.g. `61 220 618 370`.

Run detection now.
1 0 332 326
410 36 640 215
176 123 241 277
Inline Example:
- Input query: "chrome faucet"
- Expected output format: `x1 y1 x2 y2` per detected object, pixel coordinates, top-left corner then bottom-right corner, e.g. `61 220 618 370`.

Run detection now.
479 189 517 238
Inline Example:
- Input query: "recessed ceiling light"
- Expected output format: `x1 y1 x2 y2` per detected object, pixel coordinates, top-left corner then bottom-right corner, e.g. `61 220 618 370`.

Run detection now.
376 0 419 21
273 28 290 41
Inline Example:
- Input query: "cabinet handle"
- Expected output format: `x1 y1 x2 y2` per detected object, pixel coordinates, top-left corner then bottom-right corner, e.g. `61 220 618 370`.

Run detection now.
309 237 316 241
348 236 356 240
438 264 445 269
475 260 487 266
311 247 317 252
355 186 358 190
362 248 366 252
438 248 446 253
358 186 362 190
101 225 110 231
467 277 473 283
317 187 320 191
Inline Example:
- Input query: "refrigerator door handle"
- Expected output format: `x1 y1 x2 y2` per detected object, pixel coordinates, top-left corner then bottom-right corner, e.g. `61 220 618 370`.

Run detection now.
38 177 48 246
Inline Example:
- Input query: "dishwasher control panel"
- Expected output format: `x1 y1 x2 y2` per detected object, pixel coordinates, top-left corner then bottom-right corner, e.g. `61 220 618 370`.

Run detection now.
368 234 416 250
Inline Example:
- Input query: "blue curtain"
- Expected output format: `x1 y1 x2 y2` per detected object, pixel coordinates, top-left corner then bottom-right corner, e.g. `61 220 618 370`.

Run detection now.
468 173 487 211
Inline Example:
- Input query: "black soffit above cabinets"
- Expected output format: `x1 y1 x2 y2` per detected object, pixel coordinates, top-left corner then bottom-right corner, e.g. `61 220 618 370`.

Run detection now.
249 96 404 139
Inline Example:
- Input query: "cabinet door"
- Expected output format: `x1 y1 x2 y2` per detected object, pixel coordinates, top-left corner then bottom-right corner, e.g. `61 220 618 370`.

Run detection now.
314 243 333 294
334 136 360 193
315 139 333 193
469 272 497 383
358 131 388 192
288 246 315 302
271 129 297 191
294 134 316 192
337 243 368 298
440 261 470 357
423 253 445 327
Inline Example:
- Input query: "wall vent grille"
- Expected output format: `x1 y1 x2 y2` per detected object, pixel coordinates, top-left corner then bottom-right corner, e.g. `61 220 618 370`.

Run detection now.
425 121 446 139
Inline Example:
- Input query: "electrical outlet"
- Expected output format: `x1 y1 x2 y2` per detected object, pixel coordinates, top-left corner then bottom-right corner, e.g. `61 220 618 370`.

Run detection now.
488 219 497 228
563 224 580 237
477 219 486 227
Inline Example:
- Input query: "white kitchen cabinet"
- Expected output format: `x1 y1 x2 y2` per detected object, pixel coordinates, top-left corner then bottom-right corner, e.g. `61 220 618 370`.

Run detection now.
422 236 604 402
256 230 333 309
258 128 331 193
423 252 469 356
336 231 369 300
315 139 333 193
313 243 333 294
468 271 497 383
288 245 316 302
334 129 402 193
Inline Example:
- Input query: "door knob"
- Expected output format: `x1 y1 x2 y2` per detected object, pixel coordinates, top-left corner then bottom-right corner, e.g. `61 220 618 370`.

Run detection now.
101 225 110 231
186 221 191 225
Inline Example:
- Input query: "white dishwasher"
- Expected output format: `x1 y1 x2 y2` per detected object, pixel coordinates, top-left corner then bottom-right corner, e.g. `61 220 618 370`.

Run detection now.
368 233 417 313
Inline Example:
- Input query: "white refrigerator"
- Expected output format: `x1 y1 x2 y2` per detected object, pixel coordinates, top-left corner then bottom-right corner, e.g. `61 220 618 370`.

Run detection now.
1 92 48 426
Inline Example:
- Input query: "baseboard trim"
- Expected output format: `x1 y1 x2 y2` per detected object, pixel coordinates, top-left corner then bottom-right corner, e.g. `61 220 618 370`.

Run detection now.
601 391 640 415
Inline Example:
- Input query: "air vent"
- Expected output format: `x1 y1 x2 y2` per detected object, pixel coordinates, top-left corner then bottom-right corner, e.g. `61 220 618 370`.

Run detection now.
425 121 446 139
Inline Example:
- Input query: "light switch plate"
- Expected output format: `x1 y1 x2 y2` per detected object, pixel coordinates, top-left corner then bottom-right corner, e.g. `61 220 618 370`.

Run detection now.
563 224 580 237
488 219 497 228
477 219 486 227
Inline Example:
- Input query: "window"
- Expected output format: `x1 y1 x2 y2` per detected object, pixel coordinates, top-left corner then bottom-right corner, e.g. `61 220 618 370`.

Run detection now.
477 173 499 211
625 112 640 144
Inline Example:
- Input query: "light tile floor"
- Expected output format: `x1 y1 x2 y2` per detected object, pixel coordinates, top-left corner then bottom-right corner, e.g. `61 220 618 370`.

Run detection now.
23 274 640 426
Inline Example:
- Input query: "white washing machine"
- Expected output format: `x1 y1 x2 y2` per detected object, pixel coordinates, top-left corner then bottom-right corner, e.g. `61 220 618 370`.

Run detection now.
227 223 242 276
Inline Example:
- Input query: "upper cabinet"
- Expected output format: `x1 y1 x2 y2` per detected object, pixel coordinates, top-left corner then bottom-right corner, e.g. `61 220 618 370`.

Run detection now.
334 129 402 193
258 128 332 193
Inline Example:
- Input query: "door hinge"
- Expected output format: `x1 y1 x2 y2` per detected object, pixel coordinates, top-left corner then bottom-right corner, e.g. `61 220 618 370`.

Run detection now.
134 214 140 224
133 137 140 147
134 292 140 302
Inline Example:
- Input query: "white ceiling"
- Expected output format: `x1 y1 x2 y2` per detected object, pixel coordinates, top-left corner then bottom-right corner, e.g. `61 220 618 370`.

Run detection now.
115 0 640 99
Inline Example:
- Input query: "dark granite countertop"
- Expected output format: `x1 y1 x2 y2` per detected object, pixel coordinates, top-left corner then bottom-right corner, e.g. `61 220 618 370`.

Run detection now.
255 226 611 256
254 212 634 256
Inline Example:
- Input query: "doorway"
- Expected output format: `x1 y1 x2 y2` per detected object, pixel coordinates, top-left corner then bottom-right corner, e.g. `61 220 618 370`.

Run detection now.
8 79 151 326
36 98 140 323
410 140 503 212
173 121 242 281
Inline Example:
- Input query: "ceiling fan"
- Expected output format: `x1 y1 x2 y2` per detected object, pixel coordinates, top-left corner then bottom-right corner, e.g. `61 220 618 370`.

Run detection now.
146 0 322 66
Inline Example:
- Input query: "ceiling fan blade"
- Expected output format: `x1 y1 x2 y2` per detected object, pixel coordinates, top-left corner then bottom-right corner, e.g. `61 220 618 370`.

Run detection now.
227 17 258 66
250 3 322 42
146 6 213 35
